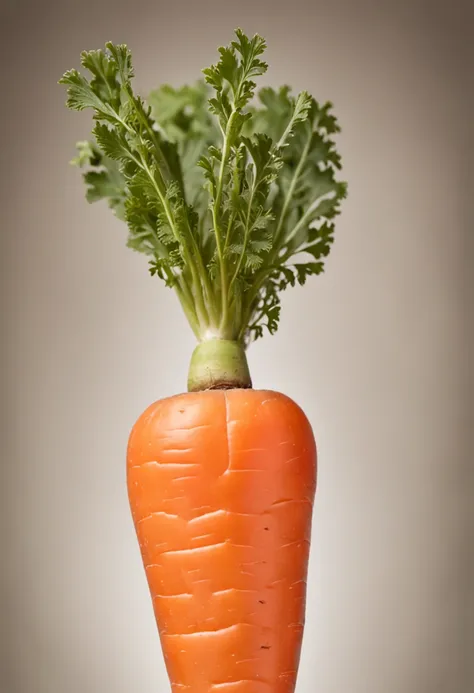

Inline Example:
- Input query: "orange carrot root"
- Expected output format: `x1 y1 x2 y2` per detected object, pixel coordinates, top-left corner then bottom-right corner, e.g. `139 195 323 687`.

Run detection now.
127 390 317 692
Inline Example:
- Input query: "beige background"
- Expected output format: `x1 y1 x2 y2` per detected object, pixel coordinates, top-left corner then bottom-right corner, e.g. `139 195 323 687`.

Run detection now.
2 0 472 691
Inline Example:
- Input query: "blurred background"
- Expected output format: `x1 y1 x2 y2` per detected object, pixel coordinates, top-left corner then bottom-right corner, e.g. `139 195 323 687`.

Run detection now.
1 0 472 691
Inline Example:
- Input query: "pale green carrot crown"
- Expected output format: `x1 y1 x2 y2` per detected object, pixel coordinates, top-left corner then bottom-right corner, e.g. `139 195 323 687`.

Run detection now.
60 29 347 345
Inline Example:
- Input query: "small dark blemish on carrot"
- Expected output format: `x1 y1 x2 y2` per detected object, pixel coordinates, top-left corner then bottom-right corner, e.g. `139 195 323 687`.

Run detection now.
258 599 266 604
260 645 271 649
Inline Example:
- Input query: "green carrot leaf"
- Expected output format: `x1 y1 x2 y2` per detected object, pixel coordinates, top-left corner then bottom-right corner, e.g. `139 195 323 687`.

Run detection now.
61 29 347 343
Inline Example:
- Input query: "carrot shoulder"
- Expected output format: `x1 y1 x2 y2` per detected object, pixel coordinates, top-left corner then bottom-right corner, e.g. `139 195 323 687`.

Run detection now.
127 389 317 693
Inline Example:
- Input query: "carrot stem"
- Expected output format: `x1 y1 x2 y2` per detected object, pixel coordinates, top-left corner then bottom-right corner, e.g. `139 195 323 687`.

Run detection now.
187 339 252 391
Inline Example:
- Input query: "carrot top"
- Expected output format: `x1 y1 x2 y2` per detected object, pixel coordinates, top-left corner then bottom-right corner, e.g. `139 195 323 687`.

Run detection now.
60 29 346 347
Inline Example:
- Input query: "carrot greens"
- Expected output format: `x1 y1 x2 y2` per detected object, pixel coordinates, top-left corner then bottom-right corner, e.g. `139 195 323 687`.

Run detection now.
60 29 347 345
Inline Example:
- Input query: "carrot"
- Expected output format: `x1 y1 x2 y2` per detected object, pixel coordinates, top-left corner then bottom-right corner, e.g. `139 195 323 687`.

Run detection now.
61 28 346 693
127 390 316 692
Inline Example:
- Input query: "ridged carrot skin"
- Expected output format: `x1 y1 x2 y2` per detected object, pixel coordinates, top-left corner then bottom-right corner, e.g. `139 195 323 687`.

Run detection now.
127 389 317 693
